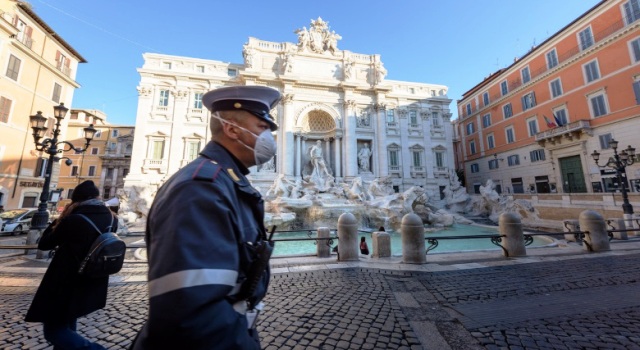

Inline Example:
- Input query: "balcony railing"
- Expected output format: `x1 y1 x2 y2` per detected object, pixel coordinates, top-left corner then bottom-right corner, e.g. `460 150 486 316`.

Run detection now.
535 120 593 146
142 159 168 174
55 60 72 77
16 31 33 49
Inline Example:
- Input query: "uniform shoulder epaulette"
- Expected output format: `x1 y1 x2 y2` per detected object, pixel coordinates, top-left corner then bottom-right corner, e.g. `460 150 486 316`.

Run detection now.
192 159 222 182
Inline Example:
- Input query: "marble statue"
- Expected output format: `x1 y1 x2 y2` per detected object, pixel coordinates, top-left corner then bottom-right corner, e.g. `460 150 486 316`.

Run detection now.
358 143 372 173
443 170 470 213
374 61 387 85
343 57 354 80
294 17 341 54
242 44 254 68
294 26 310 50
303 140 334 192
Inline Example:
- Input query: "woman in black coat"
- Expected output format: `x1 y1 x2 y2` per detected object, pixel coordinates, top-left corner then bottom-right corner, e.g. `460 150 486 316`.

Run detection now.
25 180 117 349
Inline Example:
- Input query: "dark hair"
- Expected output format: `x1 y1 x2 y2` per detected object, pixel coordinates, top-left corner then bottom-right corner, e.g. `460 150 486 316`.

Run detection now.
360 236 366 242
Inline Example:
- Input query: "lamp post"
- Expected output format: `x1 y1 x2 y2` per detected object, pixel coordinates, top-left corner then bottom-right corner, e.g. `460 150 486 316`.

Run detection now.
591 138 636 220
28 103 96 232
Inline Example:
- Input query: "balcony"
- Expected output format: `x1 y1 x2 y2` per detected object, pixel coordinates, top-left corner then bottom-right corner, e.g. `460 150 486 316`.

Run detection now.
16 31 33 49
434 166 449 178
535 120 593 147
410 166 426 178
142 158 168 174
388 165 401 177
55 60 72 77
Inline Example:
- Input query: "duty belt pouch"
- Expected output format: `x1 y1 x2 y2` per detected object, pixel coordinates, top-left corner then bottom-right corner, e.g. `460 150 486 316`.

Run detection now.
235 239 273 307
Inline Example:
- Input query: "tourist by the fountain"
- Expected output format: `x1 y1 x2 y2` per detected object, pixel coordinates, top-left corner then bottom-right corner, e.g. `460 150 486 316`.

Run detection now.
360 236 369 255
25 180 116 350
131 86 282 350
358 143 372 172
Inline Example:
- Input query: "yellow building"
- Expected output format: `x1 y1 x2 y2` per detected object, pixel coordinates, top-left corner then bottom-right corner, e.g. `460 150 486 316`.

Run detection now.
0 0 85 209
57 109 134 201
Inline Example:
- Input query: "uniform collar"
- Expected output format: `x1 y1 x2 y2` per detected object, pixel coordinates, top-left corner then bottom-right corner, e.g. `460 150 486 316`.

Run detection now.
200 141 251 183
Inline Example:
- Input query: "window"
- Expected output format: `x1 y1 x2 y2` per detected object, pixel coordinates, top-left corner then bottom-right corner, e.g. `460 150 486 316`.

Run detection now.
103 187 111 200
431 112 440 127
469 140 476 155
553 108 568 126
88 166 96 177
152 140 165 160
465 104 471 116
435 152 445 168
123 168 129 177
389 149 399 167
530 149 546 162
71 166 78 176
6 55 21 80
599 133 613 149
546 49 559 69
589 91 608 117
55 51 69 74
521 92 536 111
579 27 594 50
386 110 395 125
506 127 515 143
527 117 538 136
196 65 205 73
633 79 640 104
470 163 479 173
488 159 499 169
487 134 495 149
412 150 422 167
466 122 475 135
500 80 508 96
507 155 520 166
23 195 37 208
94 130 102 139
228 68 237 77
52 83 62 103
630 37 640 62
159 90 169 107
163 62 171 69
624 0 640 24
0 96 12 123
584 60 600 83
512 178 524 193
503 103 513 119
186 141 201 161
106 168 114 178
409 110 418 126
193 92 203 109
482 92 490 106
91 147 98 155
108 142 116 150
482 114 491 128
550 79 563 98
35 158 47 177
521 67 531 84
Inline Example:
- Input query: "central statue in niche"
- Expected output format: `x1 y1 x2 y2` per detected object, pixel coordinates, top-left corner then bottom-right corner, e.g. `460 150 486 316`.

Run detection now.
302 140 335 192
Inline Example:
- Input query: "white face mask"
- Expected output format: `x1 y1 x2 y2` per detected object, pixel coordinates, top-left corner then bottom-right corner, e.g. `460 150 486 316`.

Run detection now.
213 113 277 165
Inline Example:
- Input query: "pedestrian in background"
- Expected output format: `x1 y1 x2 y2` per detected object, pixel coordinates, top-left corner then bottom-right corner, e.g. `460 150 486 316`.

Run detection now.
131 86 281 349
25 180 117 349
360 236 369 255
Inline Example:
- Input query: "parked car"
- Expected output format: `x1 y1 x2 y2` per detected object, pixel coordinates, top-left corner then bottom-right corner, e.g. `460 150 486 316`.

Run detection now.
0 208 38 235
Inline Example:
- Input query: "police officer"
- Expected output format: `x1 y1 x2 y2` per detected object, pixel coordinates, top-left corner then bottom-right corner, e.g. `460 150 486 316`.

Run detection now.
131 86 281 349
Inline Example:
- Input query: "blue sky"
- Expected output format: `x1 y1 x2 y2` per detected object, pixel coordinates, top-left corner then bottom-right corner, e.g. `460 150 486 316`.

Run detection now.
32 0 602 125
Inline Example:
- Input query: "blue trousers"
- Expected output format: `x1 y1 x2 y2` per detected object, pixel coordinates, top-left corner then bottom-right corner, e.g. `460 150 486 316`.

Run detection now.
43 319 106 350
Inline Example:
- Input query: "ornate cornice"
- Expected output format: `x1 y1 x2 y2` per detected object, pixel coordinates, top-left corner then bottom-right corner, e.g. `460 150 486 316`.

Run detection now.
374 103 386 111
137 86 152 97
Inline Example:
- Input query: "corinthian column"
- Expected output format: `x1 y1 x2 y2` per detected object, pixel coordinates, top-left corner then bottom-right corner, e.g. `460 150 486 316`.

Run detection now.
343 99 358 178
374 102 388 176
281 93 295 176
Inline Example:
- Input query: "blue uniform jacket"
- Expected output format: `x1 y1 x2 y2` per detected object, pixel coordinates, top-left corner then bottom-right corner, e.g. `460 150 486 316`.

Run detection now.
133 141 270 349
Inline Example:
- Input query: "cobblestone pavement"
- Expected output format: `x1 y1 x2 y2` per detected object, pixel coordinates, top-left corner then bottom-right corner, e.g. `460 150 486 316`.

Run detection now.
1 249 640 349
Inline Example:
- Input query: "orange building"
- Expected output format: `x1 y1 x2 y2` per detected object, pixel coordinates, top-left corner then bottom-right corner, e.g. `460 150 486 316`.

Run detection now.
455 0 640 196
56 109 134 201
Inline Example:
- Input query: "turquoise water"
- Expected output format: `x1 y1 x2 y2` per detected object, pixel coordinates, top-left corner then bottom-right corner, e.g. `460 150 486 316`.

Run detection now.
271 224 551 257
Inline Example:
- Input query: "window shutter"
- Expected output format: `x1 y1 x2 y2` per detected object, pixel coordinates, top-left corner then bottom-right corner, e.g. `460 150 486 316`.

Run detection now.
55 51 61 64
12 15 18 27
25 26 32 37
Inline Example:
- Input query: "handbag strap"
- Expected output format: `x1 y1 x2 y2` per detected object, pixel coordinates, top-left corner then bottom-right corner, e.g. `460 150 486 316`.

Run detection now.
76 214 115 235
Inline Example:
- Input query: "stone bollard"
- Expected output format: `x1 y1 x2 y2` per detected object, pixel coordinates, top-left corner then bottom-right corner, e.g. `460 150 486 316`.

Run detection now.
563 219 580 242
499 212 526 257
317 227 331 258
372 230 391 258
606 219 628 240
337 212 359 261
401 213 426 264
578 210 610 252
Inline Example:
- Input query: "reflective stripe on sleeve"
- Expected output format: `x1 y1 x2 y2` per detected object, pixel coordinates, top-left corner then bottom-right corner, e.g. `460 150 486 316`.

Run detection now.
148 269 238 298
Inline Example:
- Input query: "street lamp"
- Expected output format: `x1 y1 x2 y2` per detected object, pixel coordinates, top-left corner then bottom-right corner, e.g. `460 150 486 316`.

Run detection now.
28 103 97 231
590 138 636 218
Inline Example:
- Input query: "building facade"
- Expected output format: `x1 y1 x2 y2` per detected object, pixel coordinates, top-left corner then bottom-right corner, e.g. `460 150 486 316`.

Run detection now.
125 18 454 207
56 109 134 201
0 0 85 209
455 0 640 196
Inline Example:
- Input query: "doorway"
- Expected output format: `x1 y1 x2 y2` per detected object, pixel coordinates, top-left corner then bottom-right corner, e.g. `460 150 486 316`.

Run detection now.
559 155 587 193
